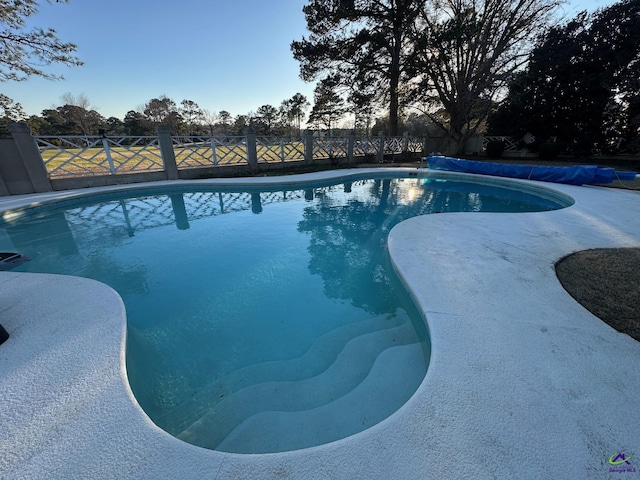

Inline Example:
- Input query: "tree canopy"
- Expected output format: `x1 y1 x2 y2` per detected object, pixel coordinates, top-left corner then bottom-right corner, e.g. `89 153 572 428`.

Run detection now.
280 93 309 135
256 104 278 134
180 99 203 135
292 0 424 136
0 93 25 121
308 76 346 134
489 0 640 155
3 91 309 138
293 0 560 143
0 0 82 82
409 0 559 152
41 104 105 135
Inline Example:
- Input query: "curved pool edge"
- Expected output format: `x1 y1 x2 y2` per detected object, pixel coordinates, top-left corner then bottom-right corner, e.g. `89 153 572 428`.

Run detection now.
0 166 575 222
1 170 639 479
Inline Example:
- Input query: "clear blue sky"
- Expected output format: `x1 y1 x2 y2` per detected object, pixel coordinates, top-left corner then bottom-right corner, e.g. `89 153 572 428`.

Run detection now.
1 0 617 120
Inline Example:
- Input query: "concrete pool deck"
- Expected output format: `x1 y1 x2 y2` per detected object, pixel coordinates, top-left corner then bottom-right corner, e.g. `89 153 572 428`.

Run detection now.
0 168 639 479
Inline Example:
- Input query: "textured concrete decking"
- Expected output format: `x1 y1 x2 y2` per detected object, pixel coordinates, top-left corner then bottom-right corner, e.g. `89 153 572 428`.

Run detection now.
1 168 639 479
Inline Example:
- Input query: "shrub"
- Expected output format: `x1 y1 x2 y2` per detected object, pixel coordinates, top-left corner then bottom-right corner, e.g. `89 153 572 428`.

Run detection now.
485 139 505 158
538 142 560 159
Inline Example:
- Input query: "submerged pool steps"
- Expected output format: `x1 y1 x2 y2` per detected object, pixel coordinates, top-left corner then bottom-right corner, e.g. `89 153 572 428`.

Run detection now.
219 343 425 453
160 312 425 452
180 322 422 452
155 311 408 434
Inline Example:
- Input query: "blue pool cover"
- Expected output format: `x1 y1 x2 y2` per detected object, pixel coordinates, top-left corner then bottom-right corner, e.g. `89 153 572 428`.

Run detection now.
426 156 638 186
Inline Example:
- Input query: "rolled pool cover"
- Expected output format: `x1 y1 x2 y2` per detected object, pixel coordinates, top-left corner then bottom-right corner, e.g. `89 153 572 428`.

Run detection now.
426 156 637 186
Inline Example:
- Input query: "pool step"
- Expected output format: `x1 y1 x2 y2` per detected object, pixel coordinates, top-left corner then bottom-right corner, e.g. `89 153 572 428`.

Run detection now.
175 319 426 451
218 343 426 453
157 310 410 434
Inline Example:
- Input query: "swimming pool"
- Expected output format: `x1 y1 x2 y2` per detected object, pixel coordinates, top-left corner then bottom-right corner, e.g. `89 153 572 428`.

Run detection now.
0 171 572 453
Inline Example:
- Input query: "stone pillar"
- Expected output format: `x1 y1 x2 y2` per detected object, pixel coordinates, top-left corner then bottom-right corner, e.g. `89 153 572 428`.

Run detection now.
347 131 355 164
377 131 385 163
0 166 10 196
246 128 258 170
466 134 484 156
157 126 179 180
8 122 52 192
402 132 409 153
304 130 314 165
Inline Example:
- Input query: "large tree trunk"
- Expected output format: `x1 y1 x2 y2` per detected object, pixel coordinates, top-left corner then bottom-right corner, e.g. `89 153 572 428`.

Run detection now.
388 18 403 137
389 84 399 137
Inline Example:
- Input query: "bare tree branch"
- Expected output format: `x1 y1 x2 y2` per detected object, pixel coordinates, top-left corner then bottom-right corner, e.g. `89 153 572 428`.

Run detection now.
0 0 82 82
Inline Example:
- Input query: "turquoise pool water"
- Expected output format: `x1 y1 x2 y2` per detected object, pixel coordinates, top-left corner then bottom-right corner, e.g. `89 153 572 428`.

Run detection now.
0 173 570 453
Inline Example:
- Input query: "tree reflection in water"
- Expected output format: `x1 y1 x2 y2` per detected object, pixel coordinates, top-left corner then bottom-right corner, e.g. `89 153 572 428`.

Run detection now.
298 175 562 315
299 178 439 315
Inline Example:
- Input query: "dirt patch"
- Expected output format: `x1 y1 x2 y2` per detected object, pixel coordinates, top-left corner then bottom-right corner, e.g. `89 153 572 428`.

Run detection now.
555 248 640 342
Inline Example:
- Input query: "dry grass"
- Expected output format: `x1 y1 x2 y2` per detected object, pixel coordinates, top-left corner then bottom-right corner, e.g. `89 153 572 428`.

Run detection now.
556 248 640 342
42 146 164 176
40 142 307 178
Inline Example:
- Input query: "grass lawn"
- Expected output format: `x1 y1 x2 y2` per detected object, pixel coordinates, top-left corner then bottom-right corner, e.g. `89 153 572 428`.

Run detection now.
39 142 308 178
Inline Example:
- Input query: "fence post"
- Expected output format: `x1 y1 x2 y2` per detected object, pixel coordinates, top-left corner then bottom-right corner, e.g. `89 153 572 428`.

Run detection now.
402 132 409 153
157 126 179 180
100 132 117 175
246 128 258 170
377 131 385 163
304 130 314 165
473 134 485 156
280 138 286 163
347 131 355 164
8 122 52 192
210 136 219 166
